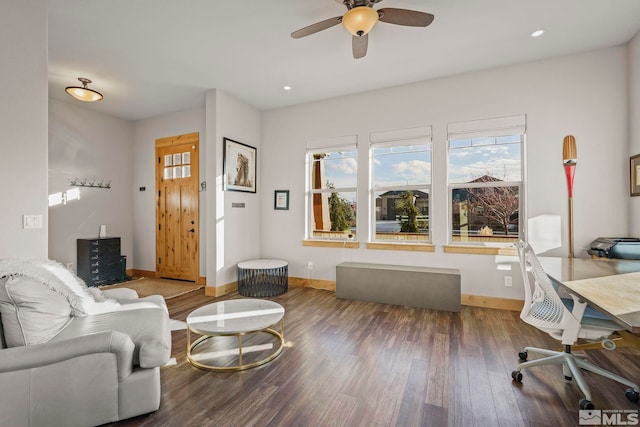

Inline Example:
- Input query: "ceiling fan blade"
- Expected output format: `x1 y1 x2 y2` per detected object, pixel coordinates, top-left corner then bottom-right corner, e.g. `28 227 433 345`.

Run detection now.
291 16 342 39
352 34 368 59
377 8 434 27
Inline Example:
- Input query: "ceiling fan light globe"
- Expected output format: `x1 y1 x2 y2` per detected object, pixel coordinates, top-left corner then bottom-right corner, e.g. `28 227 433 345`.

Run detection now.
342 6 378 36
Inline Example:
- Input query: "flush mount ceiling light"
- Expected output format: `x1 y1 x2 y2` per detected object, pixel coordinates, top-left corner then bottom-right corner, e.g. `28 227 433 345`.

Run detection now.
342 6 379 36
531 29 545 38
65 77 103 102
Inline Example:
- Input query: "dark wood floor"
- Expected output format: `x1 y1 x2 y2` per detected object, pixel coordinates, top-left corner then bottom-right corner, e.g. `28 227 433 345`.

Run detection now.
113 286 640 427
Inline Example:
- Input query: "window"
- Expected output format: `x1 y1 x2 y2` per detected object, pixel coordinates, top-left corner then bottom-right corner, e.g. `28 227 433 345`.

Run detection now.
447 116 525 245
163 152 192 179
370 127 432 243
306 136 357 240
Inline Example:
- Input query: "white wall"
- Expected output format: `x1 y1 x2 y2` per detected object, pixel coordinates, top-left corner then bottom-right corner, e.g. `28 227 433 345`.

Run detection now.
132 107 206 274
205 90 262 287
48 99 134 268
630 31 640 236
261 47 631 299
0 0 48 259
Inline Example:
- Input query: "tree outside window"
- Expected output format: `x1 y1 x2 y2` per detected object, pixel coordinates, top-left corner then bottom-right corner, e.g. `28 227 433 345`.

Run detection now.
328 187 355 233
371 140 431 242
448 133 523 244
308 149 357 240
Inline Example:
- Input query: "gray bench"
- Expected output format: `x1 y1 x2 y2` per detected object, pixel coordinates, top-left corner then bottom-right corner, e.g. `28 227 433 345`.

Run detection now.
336 262 461 312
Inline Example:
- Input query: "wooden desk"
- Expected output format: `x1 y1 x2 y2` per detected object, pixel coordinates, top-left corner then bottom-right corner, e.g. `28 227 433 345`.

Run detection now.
539 257 640 333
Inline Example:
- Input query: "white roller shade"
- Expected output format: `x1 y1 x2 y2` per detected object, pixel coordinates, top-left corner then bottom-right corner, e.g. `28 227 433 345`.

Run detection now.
306 134 357 153
369 126 432 148
447 115 526 140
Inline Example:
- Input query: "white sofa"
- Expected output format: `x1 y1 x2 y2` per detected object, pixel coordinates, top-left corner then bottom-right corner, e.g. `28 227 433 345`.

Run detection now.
0 259 171 427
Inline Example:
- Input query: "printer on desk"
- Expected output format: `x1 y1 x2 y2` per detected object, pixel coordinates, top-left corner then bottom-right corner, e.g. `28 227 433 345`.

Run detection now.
588 237 640 260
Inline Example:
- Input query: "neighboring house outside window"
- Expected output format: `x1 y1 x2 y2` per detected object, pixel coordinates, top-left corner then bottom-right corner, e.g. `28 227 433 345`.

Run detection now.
370 126 432 243
306 136 358 240
447 115 525 245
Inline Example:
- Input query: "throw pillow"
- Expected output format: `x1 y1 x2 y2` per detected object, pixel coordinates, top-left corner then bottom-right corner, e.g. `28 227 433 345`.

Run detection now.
0 259 120 315
0 275 72 347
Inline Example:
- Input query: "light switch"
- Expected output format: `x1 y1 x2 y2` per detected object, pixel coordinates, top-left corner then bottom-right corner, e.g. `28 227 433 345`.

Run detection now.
23 214 43 229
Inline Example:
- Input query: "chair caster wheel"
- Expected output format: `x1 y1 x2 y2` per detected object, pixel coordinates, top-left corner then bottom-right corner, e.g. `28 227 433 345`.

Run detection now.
518 351 528 361
512 371 523 382
579 399 594 410
626 388 640 403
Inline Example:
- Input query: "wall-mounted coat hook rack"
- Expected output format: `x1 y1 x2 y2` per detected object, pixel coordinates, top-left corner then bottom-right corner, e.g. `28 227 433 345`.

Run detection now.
68 177 111 189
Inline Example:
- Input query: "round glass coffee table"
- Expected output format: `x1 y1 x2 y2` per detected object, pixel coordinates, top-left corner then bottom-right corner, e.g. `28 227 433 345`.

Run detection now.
186 298 285 371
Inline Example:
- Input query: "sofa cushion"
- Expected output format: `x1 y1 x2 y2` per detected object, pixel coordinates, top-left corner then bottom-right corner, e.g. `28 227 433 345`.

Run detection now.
0 275 72 347
51 299 170 368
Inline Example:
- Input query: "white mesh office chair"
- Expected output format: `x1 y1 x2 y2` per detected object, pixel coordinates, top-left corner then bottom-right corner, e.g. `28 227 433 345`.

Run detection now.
512 241 640 409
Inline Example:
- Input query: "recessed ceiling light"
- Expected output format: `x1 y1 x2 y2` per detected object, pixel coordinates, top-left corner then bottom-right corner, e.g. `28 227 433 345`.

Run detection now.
283 86 292 91
531 29 545 38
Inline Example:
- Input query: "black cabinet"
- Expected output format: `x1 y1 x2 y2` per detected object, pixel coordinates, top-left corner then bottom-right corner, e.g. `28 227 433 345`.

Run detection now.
77 237 122 287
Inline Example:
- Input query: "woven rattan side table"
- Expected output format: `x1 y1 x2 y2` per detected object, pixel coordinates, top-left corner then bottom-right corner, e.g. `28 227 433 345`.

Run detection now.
237 259 288 297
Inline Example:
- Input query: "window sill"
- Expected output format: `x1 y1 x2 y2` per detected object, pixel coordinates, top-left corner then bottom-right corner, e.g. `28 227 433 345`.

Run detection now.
366 242 435 252
303 240 360 249
444 245 517 256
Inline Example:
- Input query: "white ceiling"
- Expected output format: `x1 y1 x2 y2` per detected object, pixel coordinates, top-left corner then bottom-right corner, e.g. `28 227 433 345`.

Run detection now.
48 0 640 121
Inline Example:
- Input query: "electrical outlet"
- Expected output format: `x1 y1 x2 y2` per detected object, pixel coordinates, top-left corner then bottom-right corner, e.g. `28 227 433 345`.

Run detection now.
504 276 513 287
307 261 314 270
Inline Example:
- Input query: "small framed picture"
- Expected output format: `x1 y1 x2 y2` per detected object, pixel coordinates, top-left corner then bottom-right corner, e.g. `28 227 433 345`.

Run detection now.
274 190 289 210
631 154 640 197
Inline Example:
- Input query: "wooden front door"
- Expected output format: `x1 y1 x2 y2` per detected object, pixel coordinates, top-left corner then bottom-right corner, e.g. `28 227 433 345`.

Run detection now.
156 132 199 282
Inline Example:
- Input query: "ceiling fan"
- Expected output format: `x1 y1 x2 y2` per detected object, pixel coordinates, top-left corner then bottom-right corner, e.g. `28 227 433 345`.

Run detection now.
291 0 434 59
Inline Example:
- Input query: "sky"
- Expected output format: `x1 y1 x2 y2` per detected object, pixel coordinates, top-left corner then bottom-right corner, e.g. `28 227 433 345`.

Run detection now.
314 136 522 190
449 139 521 184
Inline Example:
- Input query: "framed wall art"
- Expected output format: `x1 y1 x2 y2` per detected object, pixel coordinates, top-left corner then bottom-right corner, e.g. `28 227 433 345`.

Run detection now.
631 154 640 197
274 190 289 210
223 137 256 193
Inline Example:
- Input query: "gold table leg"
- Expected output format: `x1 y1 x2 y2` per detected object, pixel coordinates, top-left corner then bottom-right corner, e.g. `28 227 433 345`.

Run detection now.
186 322 285 371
